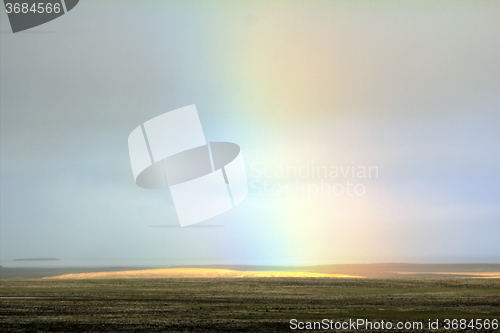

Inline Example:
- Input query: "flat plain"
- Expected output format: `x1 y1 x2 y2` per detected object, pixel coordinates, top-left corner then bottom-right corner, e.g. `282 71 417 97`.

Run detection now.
1 275 499 332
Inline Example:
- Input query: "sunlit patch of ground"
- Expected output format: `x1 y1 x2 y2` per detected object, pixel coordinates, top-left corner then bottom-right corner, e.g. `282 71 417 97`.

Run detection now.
47 268 363 279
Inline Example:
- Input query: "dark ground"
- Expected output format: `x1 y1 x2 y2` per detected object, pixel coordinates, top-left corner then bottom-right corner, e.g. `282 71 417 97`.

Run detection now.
1 277 499 332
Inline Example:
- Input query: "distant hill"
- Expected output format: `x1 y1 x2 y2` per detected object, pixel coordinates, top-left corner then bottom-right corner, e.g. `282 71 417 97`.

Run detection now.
169 263 500 278
1 263 499 279
13 258 60 261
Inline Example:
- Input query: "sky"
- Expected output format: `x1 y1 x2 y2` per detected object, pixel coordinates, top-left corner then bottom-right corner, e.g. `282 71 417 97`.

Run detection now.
1 0 499 267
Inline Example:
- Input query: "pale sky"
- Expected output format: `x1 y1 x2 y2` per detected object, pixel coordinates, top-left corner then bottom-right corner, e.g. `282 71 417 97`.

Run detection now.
1 1 499 267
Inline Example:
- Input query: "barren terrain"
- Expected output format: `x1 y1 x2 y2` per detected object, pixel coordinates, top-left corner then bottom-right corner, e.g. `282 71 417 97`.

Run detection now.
1 276 499 332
